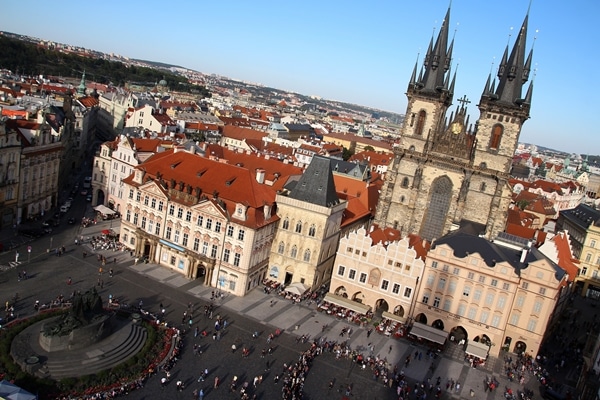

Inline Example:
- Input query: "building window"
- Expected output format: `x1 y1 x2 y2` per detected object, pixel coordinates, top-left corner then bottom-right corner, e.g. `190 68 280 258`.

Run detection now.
485 293 494 306
431 261 438 269
211 245 218 258
308 225 316 237
581 267 587 276
133 213 138 225
527 319 537 332
591 240 597 248
197 215 203 227
223 249 230 263
479 275 486 284
381 280 389 291
233 253 240 267
491 315 501 328
193 238 199 251
427 275 435 286
174 230 180 243
401 177 409 188
129 189 134 199
282 219 289 230
403 287 412 298
182 233 188 246
144 196 149 206
126 210 131 222
170 256 176 266
463 286 471 297
206 219 212 230
238 230 245 241
467 272 475 280
443 264 449 272
392 283 400 294
166 227 171 240
338 265 345 276
202 242 208 255
151 198 156 208
479 311 489 324
148 220 154 233
474 289 482 301
510 314 520 325
502 283 510 290
453 267 460 275
491 279 498 287
443 299 451 311
227 226 234 237
158 201 164 211
290 246 297 258
422 293 430 304
295 221 302 233
278 242 285 254
457 304 466 317
169 205 175 216
497 297 506 309
155 223 161 235
303 249 311 262
141 216 146 229
415 110 426 136
136 192 141 202
433 297 441 308
522 282 529 289
516 295 525 308
438 278 446 290
448 281 456 293
359 273 367 283
539 287 546 295
177 208 183 219
585 253 592 262
186 211 192 222
533 300 542 314
215 221 221 233
467 308 477 320
489 124 503 149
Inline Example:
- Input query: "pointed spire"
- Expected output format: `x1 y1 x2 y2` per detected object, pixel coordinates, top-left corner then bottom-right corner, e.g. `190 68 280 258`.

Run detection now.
445 38 454 72
449 66 457 95
409 55 419 86
497 45 509 78
523 48 533 82
524 81 533 105
495 13 530 104
420 6 452 92
482 73 492 95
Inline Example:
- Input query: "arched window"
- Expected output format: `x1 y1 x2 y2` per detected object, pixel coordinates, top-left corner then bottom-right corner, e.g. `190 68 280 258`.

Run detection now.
303 249 311 262
278 241 285 254
282 218 289 230
295 221 302 233
420 176 453 241
401 177 410 188
480 182 487 192
490 124 503 149
415 110 426 136
409 145 416 151
290 245 298 258
400 195 406 203
308 224 316 237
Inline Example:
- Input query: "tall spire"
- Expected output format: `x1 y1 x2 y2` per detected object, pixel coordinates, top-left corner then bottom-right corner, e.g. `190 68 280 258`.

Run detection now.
418 6 452 92
495 13 530 105
77 70 87 96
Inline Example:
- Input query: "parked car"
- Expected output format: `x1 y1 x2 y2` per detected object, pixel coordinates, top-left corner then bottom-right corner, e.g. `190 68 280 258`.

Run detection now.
86 194 93 202
60 205 69 213
80 189 88 196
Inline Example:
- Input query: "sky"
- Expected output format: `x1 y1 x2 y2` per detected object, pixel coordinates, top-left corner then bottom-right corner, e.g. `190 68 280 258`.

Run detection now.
2 0 599 155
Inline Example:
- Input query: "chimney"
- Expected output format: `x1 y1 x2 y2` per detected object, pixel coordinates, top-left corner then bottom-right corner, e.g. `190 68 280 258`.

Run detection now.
256 168 265 184
520 248 528 263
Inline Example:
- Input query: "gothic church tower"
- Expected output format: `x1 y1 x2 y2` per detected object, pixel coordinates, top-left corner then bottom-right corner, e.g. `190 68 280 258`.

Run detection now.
375 6 533 241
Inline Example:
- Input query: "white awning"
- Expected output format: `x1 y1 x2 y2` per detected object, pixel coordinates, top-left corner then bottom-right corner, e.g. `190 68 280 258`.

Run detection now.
465 340 489 359
382 311 407 324
94 205 115 215
409 322 447 345
323 293 371 314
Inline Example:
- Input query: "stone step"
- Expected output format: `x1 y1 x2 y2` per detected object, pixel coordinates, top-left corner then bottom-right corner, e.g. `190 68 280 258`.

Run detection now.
45 323 147 379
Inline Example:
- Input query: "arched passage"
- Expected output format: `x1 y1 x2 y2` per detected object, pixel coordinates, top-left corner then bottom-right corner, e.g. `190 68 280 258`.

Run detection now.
375 299 389 312
414 313 427 324
513 341 527 354
352 292 365 304
432 319 445 330
450 326 468 344
334 286 348 298
393 305 405 317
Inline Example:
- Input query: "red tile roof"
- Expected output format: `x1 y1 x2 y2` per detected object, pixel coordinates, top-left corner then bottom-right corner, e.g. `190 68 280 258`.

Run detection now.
550 231 579 282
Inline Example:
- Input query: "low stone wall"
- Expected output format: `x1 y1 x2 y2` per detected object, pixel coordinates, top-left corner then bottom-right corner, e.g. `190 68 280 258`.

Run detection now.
39 313 115 352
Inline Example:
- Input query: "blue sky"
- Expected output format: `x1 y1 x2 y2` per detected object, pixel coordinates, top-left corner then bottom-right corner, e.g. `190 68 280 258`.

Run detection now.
2 0 598 155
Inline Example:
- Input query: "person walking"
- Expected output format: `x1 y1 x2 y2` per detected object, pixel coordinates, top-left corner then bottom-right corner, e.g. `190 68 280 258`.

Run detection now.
214 376 220 389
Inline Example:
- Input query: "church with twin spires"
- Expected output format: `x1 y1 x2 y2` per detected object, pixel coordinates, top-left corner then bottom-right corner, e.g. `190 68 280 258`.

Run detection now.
375 5 534 242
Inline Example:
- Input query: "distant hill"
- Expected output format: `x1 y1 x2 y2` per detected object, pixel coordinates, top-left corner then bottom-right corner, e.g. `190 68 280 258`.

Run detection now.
134 59 186 70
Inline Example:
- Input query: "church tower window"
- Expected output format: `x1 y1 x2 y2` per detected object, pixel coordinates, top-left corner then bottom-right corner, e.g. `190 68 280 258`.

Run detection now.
415 110 426 136
490 124 503 150
401 177 410 188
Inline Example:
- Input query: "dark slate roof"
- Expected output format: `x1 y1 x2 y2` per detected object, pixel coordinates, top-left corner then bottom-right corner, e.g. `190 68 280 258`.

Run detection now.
559 204 600 229
432 230 565 282
330 159 370 181
286 155 340 207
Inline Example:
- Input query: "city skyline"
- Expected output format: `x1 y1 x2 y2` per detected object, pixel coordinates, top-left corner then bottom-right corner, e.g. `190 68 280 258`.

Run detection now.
2 0 598 155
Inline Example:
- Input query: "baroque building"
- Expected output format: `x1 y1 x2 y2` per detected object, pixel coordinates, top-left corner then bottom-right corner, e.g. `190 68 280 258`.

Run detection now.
375 6 534 241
